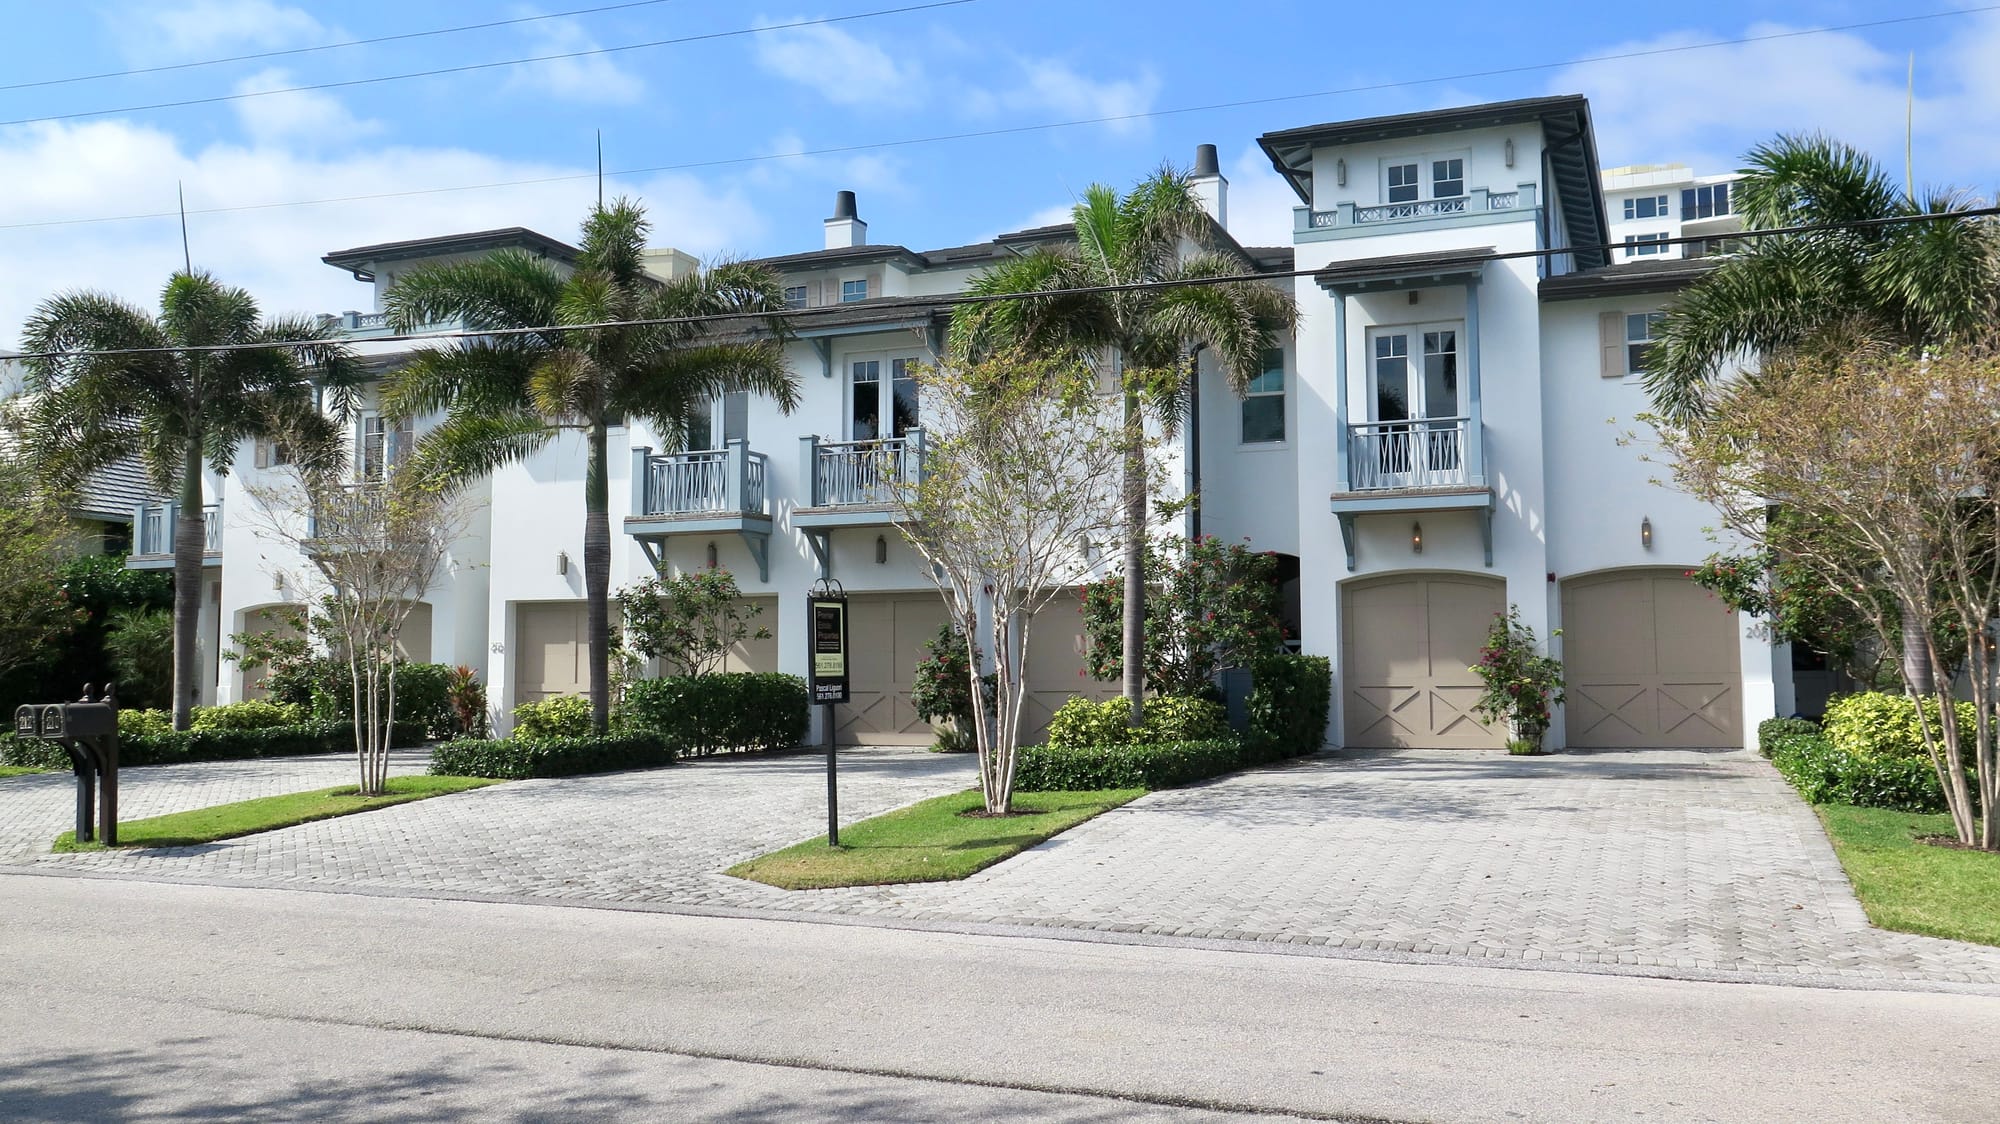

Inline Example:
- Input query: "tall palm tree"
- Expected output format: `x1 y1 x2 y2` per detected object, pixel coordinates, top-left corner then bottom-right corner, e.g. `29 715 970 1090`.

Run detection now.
950 167 1297 723
383 199 798 732
21 271 359 729
1647 134 2000 691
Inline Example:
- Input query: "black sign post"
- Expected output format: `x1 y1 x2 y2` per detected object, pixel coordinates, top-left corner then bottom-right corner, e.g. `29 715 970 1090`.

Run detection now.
16 685 120 845
807 581 849 846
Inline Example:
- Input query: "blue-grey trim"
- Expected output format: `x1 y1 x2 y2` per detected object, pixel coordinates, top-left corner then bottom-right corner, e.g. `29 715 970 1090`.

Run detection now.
622 514 773 537
1464 279 1485 487
1333 294 1350 492
792 506 900 530
1294 205 1538 244
125 552 220 572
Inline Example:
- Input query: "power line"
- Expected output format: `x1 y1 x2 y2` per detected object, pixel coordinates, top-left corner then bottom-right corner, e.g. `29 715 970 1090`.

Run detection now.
13 207 1997 362
2 2 1992 233
0 1 977 129
0 0 683 93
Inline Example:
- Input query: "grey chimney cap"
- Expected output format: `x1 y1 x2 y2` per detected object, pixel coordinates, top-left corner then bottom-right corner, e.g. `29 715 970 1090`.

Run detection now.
1193 144 1220 177
830 190 859 220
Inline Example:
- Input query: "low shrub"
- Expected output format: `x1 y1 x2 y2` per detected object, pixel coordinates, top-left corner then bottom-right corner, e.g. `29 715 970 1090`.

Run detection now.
1046 697 1132 750
1245 654 1331 761
117 709 173 739
1014 739 1245 792
1045 696 1230 751
514 695 594 740
1822 692 1975 760
1757 716 1820 758
1770 731 1945 813
619 673 808 755
1142 695 1230 744
430 732 677 780
0 734 65 770
388 662 458 740
190 700 302 732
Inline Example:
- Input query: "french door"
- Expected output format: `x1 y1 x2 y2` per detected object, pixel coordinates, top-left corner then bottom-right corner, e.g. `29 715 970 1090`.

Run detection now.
1364 323 1464 487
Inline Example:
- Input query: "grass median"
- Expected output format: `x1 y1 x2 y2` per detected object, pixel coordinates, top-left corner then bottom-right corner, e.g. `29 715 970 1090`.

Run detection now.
729 787 1142 890
1817 804 2000 947
53 775 501 853
0 766 51 778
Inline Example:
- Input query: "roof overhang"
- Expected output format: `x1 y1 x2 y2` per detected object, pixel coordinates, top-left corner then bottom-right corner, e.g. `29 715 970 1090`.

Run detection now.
1538 256 1720 302
1315 248 1497 294
322 228 580 278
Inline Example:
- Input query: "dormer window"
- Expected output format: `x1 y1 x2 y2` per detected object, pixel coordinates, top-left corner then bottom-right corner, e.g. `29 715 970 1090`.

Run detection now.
783 285 807 310
1431 158 1464 199
1386 163 1419 203
840 279 869 303
1380 151 1470 206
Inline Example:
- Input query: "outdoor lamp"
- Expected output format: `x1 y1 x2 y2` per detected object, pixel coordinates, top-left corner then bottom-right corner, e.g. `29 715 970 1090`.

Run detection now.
706 541 719 569
1411 522 1423 554
1335 157 1346 187
1505 138 1516 168
1641 517 1653 549
875 535 888 564
557 551 569 576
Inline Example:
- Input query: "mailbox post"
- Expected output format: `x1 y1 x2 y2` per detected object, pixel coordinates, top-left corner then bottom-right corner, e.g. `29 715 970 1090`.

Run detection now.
15 685 120 845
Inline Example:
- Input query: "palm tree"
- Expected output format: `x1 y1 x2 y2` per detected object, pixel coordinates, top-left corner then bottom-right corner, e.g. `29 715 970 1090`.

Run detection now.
21 271 359 729
1647 134 2000 691
382 199 798 732
949 167 1297 724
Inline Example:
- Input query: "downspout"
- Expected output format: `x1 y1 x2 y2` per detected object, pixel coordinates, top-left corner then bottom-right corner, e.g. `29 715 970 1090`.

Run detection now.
1186 346 1204 541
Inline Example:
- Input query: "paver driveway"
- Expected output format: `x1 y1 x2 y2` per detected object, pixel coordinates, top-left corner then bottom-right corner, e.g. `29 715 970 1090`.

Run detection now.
9 743 2000 988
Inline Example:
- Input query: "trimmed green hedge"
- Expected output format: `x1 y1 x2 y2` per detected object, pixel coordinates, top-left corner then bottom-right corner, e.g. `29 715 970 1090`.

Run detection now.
620 673 808 755
1014 739 1246 792
1757 716 1820 757
513 695 595 740
1045 696 1229 750
1246 654 1331 759
1822 692 1975 760
1769 731 1945 812
0 720 427 770
429 732 677 780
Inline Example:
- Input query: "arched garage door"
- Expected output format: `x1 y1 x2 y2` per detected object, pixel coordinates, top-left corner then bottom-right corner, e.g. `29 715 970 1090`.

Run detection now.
1342 574 1505 749
1562 569 1743 748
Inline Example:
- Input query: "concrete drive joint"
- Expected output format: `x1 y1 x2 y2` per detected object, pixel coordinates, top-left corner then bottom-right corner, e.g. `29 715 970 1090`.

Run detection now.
5 744 1999 987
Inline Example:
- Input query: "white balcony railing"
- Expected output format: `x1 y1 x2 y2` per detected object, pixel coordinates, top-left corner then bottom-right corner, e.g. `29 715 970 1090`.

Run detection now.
805 431 925 507
1302 184 1538 233
1345 418 1475 491
636 441 768 517
322 311 468 340
134 501 221 557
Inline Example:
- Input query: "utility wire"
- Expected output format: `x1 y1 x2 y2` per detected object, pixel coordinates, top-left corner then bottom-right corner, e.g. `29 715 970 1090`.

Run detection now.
1 2 1992 233
0 0 977 128
12 207 1998 362
0 0 683 93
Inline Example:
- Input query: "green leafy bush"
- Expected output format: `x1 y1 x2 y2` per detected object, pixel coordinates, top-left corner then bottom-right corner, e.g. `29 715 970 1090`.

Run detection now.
1822 692 1975 760
514 695 594 739
190 700 303 732
430 732 677 780
619 673 808 755
910 625 993 752
1245 654 1331 760
1142 695 1229 743
0 734 65 770
1046 696 1229 750
1 720 427 769
1756 716 1820 757
1769 731 1945 812
388 662 458 740
117 709 173 739
1014 739 1246 791
1046 697 1134 750
448 666 488 739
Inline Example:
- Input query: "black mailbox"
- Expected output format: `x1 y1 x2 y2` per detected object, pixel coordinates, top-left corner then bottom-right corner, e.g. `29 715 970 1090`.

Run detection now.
13 706 36 738
57 703 115 739
16 689 120 846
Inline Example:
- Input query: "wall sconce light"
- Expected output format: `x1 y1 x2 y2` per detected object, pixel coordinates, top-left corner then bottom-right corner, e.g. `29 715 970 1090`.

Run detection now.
1411 522 1423 554
273 572 286 593
1407 290 1420 305
706 541 719 569
557 551 569 576
1504 138 1516 168
1335 157 1347 187
875 534 888 564
1640 517 1653 549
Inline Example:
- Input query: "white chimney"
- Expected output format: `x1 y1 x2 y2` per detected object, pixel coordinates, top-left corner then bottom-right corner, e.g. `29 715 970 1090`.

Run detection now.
824 190 868 250
1190 143 1228 229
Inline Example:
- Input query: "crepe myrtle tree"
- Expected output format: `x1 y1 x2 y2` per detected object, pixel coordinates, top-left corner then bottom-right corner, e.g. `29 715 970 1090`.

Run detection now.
891 350 1131 814
1654 348 2000 850
20 271 361 728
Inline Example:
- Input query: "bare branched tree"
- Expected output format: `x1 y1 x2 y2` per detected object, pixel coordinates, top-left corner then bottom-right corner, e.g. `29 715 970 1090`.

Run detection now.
892 351 1131 814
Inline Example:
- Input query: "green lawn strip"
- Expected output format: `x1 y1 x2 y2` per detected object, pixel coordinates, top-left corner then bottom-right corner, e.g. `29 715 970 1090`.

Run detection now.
729 788 1142 890
1815 804 2000 948
0 766 52 778
53 775 501 853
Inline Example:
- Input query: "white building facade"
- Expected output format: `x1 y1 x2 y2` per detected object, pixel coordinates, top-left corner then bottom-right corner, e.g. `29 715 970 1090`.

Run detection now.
170 93 1784 750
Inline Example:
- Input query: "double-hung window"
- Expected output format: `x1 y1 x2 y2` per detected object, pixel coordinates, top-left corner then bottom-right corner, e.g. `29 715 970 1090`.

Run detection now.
840 279 869 303
850 355 919 441
1385 162 1420 203
782 285 807 310
1682 182 1731 220
1625 312 1665 375
1430 158 1464 199
1624 232 1670 257
1241 349 1285 444
1623 194 1669 220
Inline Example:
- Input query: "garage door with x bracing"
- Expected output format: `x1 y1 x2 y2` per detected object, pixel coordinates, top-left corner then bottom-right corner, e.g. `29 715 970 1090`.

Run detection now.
1342 574 1506 749
1562 569 1743 749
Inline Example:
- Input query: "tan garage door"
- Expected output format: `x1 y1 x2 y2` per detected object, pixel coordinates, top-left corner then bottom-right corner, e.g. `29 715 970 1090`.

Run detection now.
837 593 948 745
397 602 433 665
722 596 779 674
1024 593 1120 744
515 601 589 703
1343 574 1505 749
1563 570 1743 748
239 604 305 701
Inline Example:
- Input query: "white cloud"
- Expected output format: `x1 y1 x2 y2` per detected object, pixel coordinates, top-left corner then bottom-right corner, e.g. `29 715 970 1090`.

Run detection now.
0 121 766 350
1552 15 2000 186
1219 147 1298 249
505 18 646 105
751 18 924 108
963 58 1160 137
748 132 906 198
232 69 382 147
123 0 327 58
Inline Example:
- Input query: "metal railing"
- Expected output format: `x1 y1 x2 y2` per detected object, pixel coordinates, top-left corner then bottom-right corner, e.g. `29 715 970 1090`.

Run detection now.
1303 184 1538 232
323 311 466 339
635 440 768 517
804 431 925 507
134 502 221 556
1346 418 1473 491
308 483 391 544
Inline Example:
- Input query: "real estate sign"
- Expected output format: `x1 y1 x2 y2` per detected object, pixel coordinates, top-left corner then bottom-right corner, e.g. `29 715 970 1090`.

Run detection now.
808 595 849 705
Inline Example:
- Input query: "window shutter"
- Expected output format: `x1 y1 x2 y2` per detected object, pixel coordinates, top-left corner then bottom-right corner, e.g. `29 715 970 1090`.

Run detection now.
722 391 748 443
1598 311 1626 378
254 439 270 469
806 279 822 308
864 269 882 298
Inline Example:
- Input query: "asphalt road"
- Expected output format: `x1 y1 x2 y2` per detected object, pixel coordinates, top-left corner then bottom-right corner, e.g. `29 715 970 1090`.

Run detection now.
2 874 1996 1123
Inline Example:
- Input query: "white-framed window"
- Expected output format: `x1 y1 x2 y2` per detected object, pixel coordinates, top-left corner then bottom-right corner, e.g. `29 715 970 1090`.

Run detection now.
1682 182 1731 220
1366 323 1462 423
1622 194 1669 220
849 354 919 440
361 414 414 480
1598 309 1666 378
1241 348 1285 444
686 391 749 451
840 278 869 303
1430 157 1464 199
253 436 292 469
782 285 807 310
1385 162 1420 203
1625 312 1665 375
1623 232 1670 257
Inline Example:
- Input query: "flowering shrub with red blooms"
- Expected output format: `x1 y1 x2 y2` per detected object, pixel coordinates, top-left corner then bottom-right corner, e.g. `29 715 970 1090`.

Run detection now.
1468 606 1565 735
1079 535 1285 698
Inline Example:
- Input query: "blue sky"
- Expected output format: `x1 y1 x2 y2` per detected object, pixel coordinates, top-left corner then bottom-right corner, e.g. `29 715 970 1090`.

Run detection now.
3 0 1996 347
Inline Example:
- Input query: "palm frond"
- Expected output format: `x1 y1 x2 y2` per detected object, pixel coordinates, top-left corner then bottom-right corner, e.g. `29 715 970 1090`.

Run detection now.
381 343 534 422
407 408 553 487
383 250 565 338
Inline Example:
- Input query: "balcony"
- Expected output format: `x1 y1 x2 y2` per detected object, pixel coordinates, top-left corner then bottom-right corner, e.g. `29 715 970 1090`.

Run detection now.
623 440 773 579
306 482 394 549
792 432 925 528
1330 418 1493 570
127 501 221 570
1298 184 1538 238
323 311 468 340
